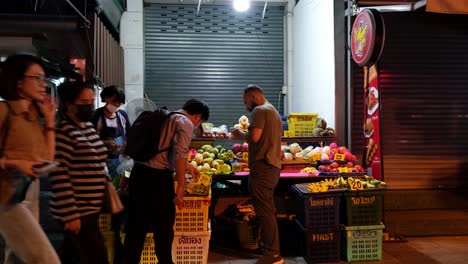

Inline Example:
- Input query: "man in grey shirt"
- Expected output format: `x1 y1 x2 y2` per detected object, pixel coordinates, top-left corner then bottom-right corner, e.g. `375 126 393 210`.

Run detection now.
122 99 210 264
231 85 284 264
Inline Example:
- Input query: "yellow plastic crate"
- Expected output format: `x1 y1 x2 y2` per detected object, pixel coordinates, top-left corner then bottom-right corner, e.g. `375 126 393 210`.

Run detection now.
137 231 211 264
172 231 211 264
174 196 211 232
102 231 115 263
287 113 318 136
98 214 112 232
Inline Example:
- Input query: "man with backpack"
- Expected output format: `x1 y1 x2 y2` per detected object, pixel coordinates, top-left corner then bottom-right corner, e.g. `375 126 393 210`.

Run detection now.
122 99 210 264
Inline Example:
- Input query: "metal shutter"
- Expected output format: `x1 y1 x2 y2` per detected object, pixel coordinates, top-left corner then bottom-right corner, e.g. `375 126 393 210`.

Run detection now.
144 4 284 126
351 12 468 189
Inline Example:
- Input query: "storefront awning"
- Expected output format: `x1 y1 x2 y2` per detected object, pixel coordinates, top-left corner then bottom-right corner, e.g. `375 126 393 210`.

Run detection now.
426 0 468 14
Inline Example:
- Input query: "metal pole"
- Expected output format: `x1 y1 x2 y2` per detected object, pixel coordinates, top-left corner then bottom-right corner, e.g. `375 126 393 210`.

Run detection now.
65 0 91 27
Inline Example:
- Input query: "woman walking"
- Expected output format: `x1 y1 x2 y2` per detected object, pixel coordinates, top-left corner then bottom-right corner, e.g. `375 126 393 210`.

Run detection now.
50 80 109 264
0 54 60 264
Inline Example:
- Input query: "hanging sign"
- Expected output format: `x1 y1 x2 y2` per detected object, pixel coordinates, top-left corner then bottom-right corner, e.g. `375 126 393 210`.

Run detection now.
351 9 385 67
351 9 385 180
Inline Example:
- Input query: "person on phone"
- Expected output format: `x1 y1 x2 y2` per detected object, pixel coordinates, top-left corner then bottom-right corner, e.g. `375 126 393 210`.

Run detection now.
50 80 109 264
91 85 130 179
230 85 284 264
0 54 60 264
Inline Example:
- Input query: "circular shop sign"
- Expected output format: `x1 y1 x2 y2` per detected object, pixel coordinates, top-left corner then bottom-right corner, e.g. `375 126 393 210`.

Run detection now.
351 9 385 67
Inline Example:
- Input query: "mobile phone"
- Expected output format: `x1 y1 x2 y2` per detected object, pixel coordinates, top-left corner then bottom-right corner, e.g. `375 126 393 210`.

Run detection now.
32 160 60 175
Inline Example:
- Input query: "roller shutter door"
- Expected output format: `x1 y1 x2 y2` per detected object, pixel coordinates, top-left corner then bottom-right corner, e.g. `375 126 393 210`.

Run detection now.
351 12 468 189
144 4 285 125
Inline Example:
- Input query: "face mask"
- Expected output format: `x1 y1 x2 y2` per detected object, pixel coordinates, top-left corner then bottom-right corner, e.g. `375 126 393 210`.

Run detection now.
75 104 95 122
106 103 119 113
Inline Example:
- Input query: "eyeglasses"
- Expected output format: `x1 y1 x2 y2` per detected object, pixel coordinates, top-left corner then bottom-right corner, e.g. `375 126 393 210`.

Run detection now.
23 75 49 83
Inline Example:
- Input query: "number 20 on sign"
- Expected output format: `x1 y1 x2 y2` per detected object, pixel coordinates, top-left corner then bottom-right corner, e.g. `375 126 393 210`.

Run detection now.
349 179 364 191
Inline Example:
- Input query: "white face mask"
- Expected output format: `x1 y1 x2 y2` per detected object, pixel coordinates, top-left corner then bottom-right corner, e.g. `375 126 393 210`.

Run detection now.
106 103 119 113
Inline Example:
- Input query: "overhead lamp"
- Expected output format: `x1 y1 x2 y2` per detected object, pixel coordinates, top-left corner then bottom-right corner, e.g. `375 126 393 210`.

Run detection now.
233 0 250 12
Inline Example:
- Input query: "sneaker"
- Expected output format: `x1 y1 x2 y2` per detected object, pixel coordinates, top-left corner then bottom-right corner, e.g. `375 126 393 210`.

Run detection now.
256 254 284 264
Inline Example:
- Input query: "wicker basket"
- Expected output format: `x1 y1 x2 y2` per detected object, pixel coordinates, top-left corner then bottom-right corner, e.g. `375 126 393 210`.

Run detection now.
234 220 261 250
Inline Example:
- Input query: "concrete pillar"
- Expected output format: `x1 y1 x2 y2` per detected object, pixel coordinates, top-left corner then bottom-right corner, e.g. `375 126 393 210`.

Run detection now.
120 0 144 101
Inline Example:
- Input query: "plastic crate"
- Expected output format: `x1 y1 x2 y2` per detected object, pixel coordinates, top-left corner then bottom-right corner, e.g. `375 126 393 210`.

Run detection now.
296 220 341 264
234 220 261 250
343 190 384 226
140 233 158 264
292 184 343 228
172 230 211 264
174 196 211 232
287 113 318 137
344 224 384 262
98 214 112 232
102 231 114 263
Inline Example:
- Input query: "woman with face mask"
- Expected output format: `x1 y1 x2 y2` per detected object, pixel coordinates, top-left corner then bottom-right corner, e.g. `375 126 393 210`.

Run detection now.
0 54 60 264
91 85 130 180
50 80 109 264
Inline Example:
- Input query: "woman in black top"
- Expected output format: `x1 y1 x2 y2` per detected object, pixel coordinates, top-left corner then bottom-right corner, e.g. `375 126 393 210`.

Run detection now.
91 85 130 180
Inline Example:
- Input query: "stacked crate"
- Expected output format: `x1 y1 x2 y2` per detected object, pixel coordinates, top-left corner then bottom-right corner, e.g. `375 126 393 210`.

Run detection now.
292 183 343 263
98 213 115 262
138 192 212 264
341 189 385 262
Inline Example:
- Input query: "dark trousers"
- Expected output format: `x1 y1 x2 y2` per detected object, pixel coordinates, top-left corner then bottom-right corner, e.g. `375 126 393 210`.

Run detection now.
59 213 109 264
122 163 175 264
249 160 281 257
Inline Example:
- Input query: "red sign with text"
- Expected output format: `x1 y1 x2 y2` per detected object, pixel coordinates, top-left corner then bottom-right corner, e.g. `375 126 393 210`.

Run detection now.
363 65 382 180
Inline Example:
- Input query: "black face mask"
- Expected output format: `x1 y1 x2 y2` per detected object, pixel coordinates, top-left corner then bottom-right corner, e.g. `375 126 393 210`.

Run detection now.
75 104 95 122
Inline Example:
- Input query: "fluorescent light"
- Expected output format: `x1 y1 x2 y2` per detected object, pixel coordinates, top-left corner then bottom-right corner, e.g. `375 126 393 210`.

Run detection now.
233 0 250 12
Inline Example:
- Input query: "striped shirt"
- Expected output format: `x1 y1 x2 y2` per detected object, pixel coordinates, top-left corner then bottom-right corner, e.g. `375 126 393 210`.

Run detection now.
49 119 108 222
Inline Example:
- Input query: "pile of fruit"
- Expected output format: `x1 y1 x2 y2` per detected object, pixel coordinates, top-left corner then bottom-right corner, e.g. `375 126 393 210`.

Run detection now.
305 175 387 193
233 115 250 132
189 145 233 175
318 161 364 174
300 167 318 174
186 173 212 196
281 142 357 162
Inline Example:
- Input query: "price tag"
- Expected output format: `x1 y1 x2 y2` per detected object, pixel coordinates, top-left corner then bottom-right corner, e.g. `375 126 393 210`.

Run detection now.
313 153 321 161
349 179 364 190
338 167 349 173
334 153 345 161
242 152 249 162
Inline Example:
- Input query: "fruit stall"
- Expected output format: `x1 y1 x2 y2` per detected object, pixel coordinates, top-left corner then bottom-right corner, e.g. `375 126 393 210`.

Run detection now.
180 113 388 263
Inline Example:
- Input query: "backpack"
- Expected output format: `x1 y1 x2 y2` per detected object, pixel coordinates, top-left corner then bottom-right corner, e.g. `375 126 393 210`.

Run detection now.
124 108 185 162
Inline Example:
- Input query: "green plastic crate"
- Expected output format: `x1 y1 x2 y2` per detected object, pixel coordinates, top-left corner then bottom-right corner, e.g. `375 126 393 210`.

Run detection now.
343 190 384 226
344 224 384 262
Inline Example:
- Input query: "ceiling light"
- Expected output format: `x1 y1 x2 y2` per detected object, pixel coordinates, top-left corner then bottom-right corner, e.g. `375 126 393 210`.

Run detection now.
233 0 250 12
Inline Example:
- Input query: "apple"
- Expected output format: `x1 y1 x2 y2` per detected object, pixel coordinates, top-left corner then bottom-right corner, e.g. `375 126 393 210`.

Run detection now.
339 146 348 154
329 142 338 149
330 162 339 169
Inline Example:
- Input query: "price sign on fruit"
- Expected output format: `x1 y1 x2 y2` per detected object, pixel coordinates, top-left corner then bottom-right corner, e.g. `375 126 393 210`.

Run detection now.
242 152 249 162
313 153 321 161
338 167 349 173
334 154 345 161
349 179 364 190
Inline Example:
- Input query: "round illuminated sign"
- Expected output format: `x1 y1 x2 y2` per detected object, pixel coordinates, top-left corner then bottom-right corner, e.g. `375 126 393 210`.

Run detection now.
351 9 385 67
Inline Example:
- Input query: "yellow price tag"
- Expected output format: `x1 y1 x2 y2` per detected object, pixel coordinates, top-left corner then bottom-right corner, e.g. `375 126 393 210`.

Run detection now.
338 167 349 173
242 152 249 162
349 179 364 190
334 153 345 161
313 153 321 161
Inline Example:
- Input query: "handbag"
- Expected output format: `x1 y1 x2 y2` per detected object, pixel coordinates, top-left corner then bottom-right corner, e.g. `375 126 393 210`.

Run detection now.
103 180 124 214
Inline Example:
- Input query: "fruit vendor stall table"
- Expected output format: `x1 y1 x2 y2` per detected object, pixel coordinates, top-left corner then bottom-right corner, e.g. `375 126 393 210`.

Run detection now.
212 172 324 194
